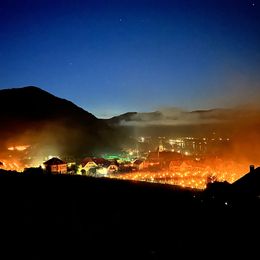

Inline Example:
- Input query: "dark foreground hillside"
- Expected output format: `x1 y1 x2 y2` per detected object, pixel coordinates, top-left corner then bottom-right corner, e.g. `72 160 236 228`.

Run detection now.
0 170 259 259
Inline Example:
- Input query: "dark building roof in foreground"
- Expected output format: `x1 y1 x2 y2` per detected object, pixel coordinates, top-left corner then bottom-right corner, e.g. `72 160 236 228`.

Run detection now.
232 166 260 193
43 157 66 165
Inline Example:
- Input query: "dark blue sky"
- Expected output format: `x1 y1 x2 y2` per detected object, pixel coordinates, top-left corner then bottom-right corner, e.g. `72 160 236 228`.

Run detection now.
0 0 259 117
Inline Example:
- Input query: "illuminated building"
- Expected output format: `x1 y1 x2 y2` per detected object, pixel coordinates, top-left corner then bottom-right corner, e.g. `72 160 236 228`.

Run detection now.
143 150 182 170
78 157 119 175
43 157 67 174
132 159 145 171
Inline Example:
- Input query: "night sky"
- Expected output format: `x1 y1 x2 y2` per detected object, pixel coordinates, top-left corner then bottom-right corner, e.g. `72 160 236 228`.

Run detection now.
0 0 259 118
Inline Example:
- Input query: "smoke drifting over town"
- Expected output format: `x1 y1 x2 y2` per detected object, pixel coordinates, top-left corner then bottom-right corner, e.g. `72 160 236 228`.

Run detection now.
116 106 260 127
1 86 260 169
112 105 260 163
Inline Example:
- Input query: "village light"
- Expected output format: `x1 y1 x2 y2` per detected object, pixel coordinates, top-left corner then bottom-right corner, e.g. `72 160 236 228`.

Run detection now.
169 139 174 145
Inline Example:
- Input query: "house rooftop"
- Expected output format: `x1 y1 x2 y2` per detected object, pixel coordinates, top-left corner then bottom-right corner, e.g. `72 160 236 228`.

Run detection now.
133 159 144 165
43 157 66 165
232 166 260 193
233 166 260 185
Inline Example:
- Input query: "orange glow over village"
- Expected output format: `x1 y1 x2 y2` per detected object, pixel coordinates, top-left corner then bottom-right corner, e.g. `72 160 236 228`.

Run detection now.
110 166 248 190
0 160 27 172
0 151 252 190
0 158 249 190
0 136 258 190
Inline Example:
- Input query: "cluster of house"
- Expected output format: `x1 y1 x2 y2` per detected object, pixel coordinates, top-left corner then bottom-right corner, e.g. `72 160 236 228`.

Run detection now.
42 156 119 175
42 150 244 176
132 151 182 171
132 151 242 173
77 157 119 175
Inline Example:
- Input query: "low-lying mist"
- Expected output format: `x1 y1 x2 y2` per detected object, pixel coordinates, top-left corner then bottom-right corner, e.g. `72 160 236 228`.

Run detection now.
113 105 260 164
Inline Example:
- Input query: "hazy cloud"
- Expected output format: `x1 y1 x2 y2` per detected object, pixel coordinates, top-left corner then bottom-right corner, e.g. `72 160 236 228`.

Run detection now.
117 106 260 127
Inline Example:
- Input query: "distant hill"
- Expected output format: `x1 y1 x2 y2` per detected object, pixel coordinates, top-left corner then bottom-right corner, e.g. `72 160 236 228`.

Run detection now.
0 86 120 156
106 111 161 126
105 109 232 139
106 109 230 127
106 112 138 125
0 86 96 122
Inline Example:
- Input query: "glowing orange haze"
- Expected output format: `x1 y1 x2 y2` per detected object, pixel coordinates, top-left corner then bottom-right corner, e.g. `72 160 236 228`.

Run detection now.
7 145 30 151
0 159 28 172
110 163 250 190
0 153 253 190
1 105 259 187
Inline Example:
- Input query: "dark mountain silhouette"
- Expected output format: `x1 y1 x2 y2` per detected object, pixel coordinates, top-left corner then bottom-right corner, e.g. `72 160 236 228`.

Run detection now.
0 86 121 156
107 112 138 125
106 108 231 126
105 109 232 142
0 86 96 122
